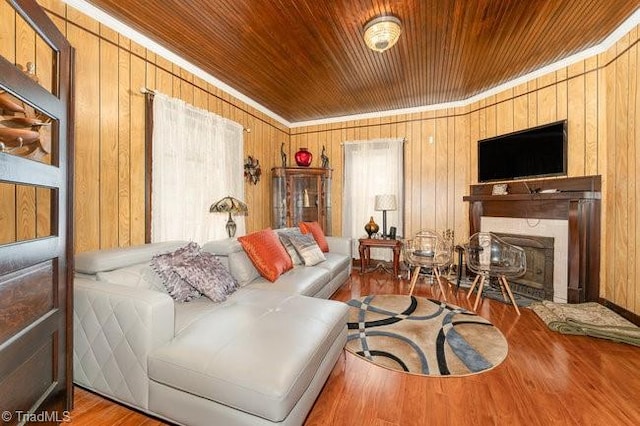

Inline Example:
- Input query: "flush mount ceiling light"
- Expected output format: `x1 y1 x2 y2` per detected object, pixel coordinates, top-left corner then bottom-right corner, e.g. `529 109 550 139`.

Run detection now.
363 15 402 52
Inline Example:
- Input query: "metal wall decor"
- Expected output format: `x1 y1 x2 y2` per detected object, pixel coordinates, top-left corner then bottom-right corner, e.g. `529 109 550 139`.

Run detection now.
244 155 261 184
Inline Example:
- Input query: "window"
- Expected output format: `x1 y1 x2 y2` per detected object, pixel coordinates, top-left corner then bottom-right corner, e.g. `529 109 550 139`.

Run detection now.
150 93 244 242
342 138 404 259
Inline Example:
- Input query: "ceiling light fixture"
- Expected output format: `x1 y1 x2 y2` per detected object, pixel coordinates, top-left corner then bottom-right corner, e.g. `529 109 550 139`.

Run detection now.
363 15 402 53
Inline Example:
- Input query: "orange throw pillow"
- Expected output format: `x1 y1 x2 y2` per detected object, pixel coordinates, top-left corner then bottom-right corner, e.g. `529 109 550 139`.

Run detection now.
238 228 293 282
299 221 329 252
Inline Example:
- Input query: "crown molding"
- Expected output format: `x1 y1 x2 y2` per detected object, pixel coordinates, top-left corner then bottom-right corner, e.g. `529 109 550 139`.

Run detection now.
291 7 640 128
62 0 292 127
63 1 639 129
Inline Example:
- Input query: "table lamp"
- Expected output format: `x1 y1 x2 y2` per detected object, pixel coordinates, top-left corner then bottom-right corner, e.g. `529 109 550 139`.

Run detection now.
209 196 248 238
374 194 397 238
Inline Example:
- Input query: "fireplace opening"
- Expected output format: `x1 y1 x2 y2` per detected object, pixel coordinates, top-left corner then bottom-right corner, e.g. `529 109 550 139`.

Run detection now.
494 233 554 301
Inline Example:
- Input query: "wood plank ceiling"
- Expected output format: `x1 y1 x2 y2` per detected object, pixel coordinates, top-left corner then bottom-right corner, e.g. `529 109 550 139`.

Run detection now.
86 0 640 123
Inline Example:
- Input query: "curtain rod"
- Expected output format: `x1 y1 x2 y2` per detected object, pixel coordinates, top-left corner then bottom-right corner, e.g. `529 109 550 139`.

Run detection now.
140 87 251 132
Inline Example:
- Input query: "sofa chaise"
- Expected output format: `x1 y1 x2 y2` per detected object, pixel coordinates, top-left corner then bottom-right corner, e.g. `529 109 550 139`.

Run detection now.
73 231 352 426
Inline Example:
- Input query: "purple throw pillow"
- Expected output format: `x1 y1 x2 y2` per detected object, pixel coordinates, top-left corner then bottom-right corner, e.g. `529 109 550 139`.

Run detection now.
151 242 202 302
172 251 239 302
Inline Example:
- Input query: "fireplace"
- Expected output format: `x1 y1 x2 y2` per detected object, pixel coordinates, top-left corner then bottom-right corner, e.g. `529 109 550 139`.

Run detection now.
495 233 554 301
480 216 568 301
463 175 601 303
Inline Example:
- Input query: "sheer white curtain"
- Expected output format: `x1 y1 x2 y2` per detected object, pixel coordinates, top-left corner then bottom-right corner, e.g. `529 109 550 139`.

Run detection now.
342 138 404 260
151 92 244 243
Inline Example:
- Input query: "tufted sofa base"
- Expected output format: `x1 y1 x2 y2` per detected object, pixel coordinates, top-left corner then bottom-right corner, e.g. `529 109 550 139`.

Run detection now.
73 235 352 425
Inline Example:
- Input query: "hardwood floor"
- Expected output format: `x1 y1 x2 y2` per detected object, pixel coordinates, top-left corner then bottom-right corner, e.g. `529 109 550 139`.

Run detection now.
69 271 640 426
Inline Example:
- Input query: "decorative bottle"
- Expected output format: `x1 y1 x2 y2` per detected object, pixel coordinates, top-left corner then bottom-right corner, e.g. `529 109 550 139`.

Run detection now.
294 148 313 167
364 216 379 238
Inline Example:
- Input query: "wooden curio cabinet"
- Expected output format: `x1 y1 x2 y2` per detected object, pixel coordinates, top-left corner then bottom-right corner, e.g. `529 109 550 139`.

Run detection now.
272 167 332 235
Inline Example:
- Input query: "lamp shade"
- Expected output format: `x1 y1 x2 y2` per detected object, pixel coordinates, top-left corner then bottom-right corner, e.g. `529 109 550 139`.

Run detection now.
209 196 248 238
209 196 248 215
375 194 397 211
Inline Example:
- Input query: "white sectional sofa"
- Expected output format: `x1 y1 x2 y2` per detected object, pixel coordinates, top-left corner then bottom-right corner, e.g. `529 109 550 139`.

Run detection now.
73 233 352 426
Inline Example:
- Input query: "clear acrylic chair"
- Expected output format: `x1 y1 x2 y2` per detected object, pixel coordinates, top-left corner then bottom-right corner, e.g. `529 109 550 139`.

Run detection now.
404 230 453 300
464 232 526 315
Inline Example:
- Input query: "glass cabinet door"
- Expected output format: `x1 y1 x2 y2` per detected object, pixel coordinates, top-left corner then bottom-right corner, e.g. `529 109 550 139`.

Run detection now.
323 174 332 234
291 175 319 224
272 174 286 229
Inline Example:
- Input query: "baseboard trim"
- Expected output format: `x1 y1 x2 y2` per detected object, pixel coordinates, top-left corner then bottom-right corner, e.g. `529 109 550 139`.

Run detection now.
599 298 640 326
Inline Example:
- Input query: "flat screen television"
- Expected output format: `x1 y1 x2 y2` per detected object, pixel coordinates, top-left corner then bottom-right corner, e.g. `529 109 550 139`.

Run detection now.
477 120 567 183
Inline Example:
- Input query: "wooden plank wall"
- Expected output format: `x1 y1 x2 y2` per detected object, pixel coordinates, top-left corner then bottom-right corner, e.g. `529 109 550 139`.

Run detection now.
290 110 470 245
292 25 640 315
21 0 287 253
2 1 637 314
601 27 640 316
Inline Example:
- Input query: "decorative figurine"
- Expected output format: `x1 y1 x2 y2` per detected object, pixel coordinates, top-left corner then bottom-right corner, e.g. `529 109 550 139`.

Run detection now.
0 62 51 161
280 142 287 167
321 145 330 168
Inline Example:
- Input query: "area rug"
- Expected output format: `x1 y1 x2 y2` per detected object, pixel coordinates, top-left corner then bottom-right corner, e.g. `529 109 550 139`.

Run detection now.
346 295 508 376
531 300 640 347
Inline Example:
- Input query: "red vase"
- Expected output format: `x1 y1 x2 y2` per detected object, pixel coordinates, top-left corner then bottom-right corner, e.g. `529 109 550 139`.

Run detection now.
294 148 313 167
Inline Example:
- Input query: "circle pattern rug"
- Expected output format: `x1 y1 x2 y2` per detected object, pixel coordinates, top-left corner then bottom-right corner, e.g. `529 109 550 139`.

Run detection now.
346 295 508 377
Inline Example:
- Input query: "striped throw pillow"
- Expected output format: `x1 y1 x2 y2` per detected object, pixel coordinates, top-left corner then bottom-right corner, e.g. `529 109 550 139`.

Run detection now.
287 233 326 266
